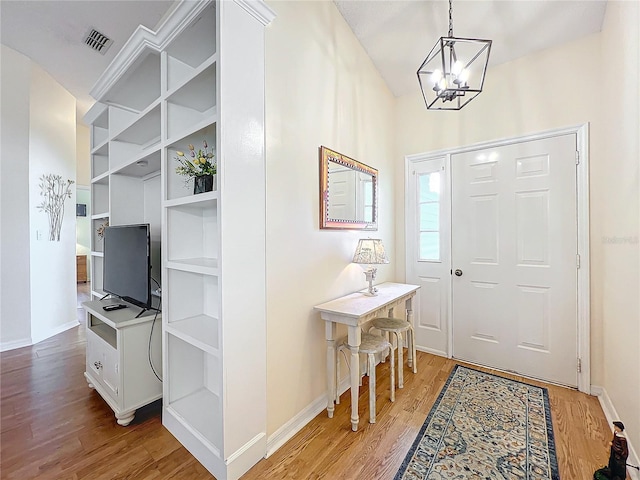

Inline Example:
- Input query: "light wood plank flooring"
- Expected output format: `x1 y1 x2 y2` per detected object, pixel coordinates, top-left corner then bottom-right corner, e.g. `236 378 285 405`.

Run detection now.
1 284 615 479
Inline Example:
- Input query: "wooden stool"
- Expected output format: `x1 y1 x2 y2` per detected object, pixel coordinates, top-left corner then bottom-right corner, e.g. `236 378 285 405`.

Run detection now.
336 333 394 424
370 317 416 389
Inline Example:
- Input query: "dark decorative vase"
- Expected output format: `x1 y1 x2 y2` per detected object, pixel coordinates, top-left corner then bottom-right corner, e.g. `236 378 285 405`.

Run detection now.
194 174 214 194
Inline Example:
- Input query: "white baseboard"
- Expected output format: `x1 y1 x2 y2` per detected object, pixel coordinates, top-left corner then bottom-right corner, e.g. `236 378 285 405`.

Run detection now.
265 391 330 458
31 320 80 345
265 371 355 457
416 346 448 358
2 320 80 352
0 337 32 352
592 385 639 480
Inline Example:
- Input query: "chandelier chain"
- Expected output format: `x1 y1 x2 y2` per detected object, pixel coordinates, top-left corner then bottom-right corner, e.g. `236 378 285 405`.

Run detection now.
448 0 453 37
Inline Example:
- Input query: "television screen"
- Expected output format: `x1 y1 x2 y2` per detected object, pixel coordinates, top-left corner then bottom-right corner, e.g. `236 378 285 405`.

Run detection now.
103 224 151 310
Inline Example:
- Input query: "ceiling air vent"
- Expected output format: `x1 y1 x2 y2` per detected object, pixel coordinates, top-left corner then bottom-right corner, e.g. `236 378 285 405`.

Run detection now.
83 28 113 55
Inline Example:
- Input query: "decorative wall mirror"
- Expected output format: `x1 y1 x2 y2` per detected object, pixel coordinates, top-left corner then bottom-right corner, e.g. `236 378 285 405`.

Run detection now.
319 146 378 230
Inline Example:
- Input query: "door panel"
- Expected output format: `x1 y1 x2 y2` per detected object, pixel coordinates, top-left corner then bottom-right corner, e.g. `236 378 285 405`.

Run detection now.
406 157 450 356
101 341 120 398
451 134 578 387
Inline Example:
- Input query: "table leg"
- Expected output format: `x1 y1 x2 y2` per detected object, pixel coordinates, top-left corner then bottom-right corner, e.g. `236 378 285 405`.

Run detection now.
407 299 417 374
325 321 337 418
397 332 404 388
348 326 362 431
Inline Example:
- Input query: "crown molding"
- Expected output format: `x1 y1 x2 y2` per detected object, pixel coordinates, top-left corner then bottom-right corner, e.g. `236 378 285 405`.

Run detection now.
153 1 213 53
89 26 158 102
234 0 276 26
89 1 213 102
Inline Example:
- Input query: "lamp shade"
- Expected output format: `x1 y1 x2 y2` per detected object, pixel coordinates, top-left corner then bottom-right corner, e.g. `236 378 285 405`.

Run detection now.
353 239 390 265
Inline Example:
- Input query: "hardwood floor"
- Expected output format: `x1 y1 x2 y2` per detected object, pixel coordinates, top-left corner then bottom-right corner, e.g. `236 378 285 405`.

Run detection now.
1 287 615 479
0 284 212 480
244 355 616 480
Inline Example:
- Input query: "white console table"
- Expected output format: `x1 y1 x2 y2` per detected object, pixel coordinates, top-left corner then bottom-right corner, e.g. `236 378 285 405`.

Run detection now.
83 299 162 426
314 282 420 431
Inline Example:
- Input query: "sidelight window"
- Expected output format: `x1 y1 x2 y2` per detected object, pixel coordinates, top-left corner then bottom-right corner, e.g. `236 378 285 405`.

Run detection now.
418 172 441 261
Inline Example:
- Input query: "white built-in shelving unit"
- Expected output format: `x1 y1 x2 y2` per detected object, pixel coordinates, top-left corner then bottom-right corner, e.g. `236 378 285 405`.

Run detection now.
83 1 274 479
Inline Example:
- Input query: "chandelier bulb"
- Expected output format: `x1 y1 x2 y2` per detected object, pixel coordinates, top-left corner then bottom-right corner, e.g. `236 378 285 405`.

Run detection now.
458 68 469 84
452 61 464 76
431 69 443 84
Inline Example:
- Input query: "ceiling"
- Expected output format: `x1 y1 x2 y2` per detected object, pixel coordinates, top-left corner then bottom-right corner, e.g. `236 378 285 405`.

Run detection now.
0 0 175 120
335 0 608 97
1 0 608 120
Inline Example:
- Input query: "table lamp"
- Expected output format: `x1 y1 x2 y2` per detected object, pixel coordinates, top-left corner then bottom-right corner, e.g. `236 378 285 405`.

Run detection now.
352 238 389 296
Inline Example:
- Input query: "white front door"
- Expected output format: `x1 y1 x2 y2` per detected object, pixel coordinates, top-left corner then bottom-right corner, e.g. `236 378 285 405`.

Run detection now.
405 156 451 356
451 134 578 387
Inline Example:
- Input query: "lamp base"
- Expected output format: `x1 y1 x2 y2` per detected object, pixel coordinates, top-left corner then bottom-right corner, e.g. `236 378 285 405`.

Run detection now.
362 287 378 297
362 268 378 296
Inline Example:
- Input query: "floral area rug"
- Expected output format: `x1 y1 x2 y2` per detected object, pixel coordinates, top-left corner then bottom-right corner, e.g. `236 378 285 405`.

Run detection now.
395 365 560 480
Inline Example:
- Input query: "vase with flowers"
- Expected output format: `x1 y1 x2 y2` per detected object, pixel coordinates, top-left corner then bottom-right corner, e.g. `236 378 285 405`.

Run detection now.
175 140 217 194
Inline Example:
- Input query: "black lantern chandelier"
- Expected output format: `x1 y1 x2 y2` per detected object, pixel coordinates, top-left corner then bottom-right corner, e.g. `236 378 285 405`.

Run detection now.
417 0 492 110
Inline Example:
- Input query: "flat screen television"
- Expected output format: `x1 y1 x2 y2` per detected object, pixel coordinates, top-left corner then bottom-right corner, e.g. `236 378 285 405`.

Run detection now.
103 224 151 310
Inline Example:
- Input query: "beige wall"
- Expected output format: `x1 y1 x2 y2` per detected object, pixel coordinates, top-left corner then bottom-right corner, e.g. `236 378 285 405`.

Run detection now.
28 62 78 344
598 0 640 455
394 0 639 455
265 0 396 435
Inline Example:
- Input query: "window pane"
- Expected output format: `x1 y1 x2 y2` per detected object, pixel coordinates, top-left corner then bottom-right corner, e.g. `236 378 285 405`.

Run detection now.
364 206 373 223
419 172 440 202
420 202 439 231
419 232 440 261
364 180 373 204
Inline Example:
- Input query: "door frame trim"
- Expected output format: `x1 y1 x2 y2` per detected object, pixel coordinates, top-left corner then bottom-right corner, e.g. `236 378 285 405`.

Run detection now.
405 123 590 393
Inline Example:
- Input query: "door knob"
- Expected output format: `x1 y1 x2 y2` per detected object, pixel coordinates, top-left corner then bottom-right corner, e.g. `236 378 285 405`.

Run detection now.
454 269 463 277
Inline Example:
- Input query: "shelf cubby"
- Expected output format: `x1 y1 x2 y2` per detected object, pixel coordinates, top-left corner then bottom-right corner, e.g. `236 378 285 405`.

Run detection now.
165 124 217 201
109 174 147 225
91 218 109 253
166 200 218 264
165 314 219 356
109 105 139 136
91 139 109 156
112 101 161 145
91 150 109 178
166 3 216 92
91 255 105 296
166 60 216 140
91 179 110 217
109 102 161 172
165 334 223 450
109 140 144 172
89 315 117 349
111 147 162 178
166 269 219 321
91 107 109 150
92 129 109 152
102 51 161 113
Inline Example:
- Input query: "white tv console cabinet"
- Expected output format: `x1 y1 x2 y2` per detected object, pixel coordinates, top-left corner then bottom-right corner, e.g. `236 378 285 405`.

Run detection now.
83 299 162 426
